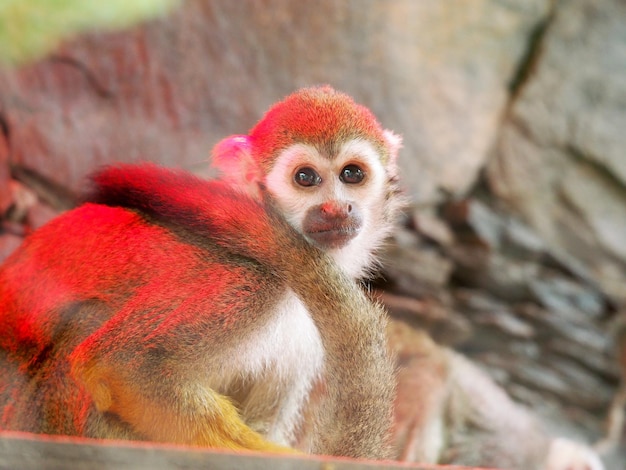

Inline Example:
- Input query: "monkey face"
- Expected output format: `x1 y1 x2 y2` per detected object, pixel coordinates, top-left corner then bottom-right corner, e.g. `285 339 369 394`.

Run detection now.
264 138 391 276
211 87 403 278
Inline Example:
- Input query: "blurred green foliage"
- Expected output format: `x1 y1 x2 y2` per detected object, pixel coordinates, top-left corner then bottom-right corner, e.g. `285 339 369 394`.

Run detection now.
0 0 179 65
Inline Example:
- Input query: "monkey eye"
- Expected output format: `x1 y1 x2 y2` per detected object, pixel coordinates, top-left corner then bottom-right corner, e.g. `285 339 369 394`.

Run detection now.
294 167 322 187
339 164 366 184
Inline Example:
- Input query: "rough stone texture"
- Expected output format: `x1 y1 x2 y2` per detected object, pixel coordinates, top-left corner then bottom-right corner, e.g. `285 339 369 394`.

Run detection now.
380 196 626 469
0 232 22 262
0 0 548 202
0 121 10 214
487 0 626 303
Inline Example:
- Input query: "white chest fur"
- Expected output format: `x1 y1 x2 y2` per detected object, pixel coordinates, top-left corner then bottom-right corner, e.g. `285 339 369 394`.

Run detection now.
241 290 324 379
213 290 324 445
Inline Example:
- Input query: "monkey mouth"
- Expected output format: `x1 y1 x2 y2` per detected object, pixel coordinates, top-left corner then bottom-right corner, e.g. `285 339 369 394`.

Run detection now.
305 226 360 249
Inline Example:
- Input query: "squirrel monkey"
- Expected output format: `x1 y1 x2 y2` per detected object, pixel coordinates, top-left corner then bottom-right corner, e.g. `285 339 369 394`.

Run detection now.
0 87 401 458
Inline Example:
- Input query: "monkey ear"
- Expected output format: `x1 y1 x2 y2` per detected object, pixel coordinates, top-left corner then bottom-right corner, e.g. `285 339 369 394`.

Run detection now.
211 135 263 197
383 129 402 175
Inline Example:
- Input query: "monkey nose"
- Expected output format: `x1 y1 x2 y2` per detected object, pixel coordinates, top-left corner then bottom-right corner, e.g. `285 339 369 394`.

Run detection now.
320 201 352 218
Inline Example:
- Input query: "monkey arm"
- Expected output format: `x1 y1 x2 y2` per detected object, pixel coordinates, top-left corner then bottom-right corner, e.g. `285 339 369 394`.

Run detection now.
291 264 396 458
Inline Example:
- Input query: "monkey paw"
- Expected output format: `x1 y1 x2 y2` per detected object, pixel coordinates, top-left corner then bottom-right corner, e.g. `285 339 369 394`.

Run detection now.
543 438 605 470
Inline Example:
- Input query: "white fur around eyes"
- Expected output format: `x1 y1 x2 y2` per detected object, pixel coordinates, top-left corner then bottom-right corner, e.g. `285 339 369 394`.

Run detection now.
265 138 393 279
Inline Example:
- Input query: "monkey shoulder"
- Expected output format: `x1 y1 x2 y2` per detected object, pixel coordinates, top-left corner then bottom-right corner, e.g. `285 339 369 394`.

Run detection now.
0 200 276 334
85 163 250 233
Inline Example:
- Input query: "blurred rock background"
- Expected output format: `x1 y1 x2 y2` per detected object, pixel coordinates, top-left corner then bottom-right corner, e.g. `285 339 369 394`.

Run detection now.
0 0 624 468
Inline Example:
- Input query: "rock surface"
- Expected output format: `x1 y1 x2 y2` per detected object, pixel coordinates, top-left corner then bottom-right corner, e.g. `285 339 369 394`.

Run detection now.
487 0 626 304
0 0 548 203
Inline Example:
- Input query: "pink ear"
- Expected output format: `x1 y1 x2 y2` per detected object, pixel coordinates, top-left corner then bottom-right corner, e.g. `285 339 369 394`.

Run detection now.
383 129 402 174
210 135 263 198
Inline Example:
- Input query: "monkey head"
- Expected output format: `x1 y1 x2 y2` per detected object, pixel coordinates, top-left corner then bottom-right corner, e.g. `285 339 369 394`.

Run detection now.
211 86 403 278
